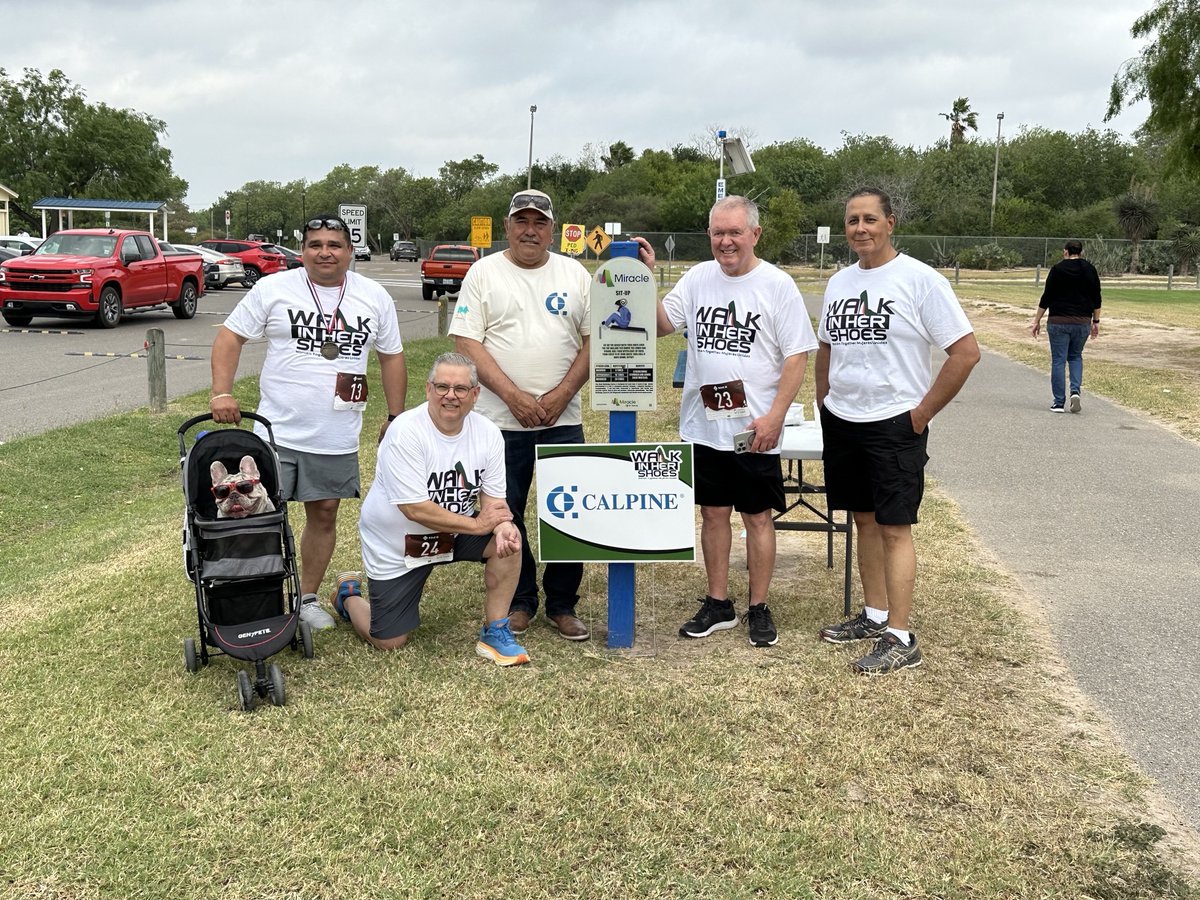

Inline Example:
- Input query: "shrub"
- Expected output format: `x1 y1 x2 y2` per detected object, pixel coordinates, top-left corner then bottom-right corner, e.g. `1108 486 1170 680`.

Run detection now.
956 243 1022 270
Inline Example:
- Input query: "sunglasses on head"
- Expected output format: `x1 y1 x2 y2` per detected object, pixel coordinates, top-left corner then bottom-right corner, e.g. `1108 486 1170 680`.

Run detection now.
211 478 261 500
509 194 552 213
303 218 349 233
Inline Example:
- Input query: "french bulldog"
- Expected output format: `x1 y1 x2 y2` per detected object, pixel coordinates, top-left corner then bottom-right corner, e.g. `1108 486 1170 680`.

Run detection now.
210 455 275 518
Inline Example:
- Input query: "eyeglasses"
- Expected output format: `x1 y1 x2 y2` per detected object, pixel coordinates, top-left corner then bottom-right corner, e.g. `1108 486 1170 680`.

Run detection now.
430 382 476 398
211 478 261 500
509 193 553 213
303 218 349 233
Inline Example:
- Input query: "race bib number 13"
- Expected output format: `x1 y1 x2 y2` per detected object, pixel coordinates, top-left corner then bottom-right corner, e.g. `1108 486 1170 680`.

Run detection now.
333 372 369 411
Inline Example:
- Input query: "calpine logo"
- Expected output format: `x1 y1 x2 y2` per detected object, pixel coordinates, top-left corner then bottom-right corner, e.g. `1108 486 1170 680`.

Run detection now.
454 304 469 317
546 484 578 519
544 292 567 316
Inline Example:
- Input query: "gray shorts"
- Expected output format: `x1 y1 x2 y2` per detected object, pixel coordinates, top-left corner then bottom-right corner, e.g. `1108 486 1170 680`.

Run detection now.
277 446 360 501
367 532 493 640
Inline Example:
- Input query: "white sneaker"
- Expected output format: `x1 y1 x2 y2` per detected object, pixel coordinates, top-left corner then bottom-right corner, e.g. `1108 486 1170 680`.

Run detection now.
1069 393 1081 413
299 594 336 630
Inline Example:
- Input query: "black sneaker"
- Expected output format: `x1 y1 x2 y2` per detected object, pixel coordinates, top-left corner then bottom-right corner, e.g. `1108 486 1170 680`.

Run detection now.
851 632 923 675
745 603 778 647
679 596 737 638
818 609 887 644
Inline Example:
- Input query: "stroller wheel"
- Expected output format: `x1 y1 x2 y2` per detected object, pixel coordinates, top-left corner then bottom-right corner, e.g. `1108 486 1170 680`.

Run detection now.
183 638 199 674
236 669 255 711
300 621 315 659
268 664 286 706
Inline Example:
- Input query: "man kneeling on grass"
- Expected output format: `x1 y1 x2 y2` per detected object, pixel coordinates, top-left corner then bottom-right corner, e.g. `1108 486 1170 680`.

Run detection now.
332 352 530 666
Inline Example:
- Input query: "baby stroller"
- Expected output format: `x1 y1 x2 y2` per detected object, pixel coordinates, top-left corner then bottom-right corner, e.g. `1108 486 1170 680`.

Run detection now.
177 412 313 711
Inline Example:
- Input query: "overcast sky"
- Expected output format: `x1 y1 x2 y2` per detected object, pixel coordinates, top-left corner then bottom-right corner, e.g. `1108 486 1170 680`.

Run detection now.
3 0 1152 210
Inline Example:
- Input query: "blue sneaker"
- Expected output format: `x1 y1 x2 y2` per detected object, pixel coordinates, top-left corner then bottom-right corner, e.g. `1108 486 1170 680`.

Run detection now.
476 618 531 667
329 571 362 622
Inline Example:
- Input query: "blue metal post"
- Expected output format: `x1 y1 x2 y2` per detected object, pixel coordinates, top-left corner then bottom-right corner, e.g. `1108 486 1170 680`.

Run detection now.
606 240 639 648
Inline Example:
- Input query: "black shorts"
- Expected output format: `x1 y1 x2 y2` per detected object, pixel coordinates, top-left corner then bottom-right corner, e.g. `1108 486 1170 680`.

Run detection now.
366 532 492 640
693 442 786 514
820 407 929 525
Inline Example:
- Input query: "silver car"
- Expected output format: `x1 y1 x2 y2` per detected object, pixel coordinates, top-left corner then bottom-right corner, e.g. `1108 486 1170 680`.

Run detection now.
174 243 248 290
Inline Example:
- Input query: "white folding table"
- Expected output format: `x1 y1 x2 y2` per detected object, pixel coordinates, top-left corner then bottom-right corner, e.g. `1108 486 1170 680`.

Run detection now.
777 420 854 616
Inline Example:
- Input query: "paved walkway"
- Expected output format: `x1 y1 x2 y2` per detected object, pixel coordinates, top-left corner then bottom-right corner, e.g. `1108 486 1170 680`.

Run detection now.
927 348 1200 828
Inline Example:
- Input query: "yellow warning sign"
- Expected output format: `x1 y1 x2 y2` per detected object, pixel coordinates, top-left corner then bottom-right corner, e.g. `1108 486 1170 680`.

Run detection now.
587 225 611 255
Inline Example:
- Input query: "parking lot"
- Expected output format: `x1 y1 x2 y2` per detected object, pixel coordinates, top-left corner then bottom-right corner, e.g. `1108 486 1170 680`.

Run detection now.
0 259 443 442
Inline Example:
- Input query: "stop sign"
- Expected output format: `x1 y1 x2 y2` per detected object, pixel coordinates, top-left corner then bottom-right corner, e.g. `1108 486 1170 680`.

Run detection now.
564 224 583 242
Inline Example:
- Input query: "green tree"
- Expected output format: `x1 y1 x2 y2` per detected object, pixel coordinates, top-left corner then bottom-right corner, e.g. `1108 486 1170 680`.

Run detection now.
438 155 499 200
1107 1 1200 174
757 189 807 263
940 97 979 147
0 67 186 225
601 141 636 172
1115 189 1160 272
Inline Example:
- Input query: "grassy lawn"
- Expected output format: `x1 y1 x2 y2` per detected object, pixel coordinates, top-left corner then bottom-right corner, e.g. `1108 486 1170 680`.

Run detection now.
1 335 1198 898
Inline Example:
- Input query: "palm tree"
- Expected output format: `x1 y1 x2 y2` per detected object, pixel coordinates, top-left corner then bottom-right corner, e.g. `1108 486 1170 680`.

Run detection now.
940 97 979 146
1115 191 1160 273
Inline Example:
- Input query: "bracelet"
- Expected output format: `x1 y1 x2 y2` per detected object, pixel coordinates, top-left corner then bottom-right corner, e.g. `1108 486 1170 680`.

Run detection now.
1092 319 1100 324
210 393 233 403
387 413 398 421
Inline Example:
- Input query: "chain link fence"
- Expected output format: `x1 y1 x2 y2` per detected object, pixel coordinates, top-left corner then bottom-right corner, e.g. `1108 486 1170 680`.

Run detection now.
417 232 1188 279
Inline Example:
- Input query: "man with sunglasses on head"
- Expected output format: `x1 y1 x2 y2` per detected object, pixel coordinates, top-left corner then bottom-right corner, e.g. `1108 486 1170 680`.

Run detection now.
450 189 652 641
210 214 407 632
335 352 529 666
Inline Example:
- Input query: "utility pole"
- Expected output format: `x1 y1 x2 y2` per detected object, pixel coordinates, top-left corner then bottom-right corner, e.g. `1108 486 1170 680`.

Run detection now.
990 112 1005 234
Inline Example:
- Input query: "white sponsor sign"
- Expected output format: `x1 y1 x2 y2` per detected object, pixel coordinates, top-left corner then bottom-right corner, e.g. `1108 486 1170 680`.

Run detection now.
535 444 695 562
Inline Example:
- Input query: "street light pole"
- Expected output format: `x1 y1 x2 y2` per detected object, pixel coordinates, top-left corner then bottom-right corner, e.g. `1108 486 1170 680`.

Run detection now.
527 105 537 190
990 112 1005 234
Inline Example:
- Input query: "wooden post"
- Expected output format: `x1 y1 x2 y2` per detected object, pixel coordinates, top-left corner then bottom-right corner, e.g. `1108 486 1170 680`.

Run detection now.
1035 264 1041 286
437 296 448 336
146 328 166 411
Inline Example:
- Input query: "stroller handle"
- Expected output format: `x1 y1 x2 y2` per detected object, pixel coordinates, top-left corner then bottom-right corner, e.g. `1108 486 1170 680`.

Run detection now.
177 411 277 456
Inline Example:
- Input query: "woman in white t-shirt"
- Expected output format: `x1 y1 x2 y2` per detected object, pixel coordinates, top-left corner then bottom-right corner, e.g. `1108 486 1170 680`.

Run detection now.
815 188 980 675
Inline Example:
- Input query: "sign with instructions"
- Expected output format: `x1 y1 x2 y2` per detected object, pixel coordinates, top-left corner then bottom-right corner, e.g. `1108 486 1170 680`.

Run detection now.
470 216 492 248
589 255 658 411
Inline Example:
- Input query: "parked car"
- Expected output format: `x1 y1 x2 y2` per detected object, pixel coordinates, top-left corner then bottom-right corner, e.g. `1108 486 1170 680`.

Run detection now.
0 247 19 262
390 240 418 261
173 243 247 290
198 239 288 285
0 228 204 327
0 235 43 255
354 245 371 262
420 244 479 300
274 245 304 270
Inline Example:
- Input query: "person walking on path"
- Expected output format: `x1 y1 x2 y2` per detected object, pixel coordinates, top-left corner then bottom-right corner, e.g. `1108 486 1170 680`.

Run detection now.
210 214 408 632
815 187 979 674
1031 240 1102 413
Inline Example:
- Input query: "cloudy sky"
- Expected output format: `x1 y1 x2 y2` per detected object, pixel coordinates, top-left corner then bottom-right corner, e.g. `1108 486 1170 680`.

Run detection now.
3 0 1152 209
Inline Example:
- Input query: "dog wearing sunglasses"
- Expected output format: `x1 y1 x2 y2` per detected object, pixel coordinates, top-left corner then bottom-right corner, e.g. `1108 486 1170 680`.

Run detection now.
210 456 275 518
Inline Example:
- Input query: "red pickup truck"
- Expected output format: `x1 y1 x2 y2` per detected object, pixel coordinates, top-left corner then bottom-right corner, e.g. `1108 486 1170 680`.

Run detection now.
0 228 205 328
420 244 479 301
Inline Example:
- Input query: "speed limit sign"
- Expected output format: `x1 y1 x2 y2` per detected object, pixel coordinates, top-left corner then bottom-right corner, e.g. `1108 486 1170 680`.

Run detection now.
337 204 367 249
